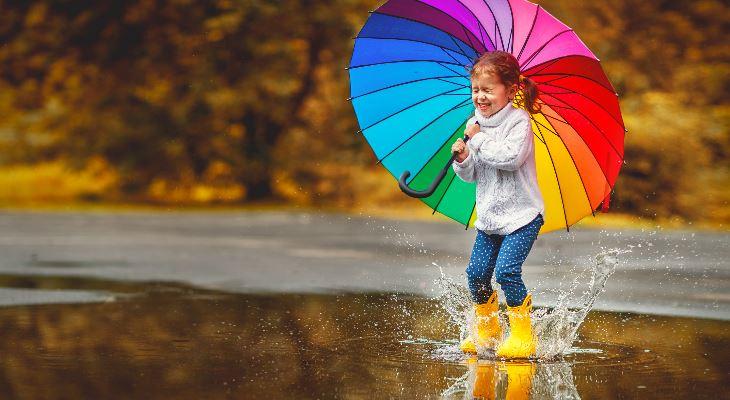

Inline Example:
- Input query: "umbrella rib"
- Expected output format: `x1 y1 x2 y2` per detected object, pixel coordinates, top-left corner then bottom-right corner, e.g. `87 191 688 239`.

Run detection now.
523 55 609 88
398 112 471 183
460 24 481 56
451 0 496 51
516 4 541 61
355 36 472 67
518 29 573 70
472 0 505 50
389 1 490 53
531 117 548 144
477 17 489 51
538 108 599 216
447 33 474 61
350 75 467 101
391 0 493 52
536 74 575 86
439 44 467 65
545 102 623 159
368 11 476 59
522 56 563 77
435 77 469 87
431 168 459 216
432 201 476 228
536 111 614 192
349 59 466 71
534 133 546 145
506 0 515 53
538 95 623 160
524 54 602 77
376 98 473 165
435 61 471 80
360 85 469 133
530 71 617 97
529 123 547 145
465 200 477 230
533 118 571 232
356 35 472 62
537 80 625 127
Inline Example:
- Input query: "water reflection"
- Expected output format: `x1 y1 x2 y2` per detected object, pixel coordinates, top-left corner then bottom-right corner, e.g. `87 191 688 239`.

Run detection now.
0 275 726 399
442 359 580 399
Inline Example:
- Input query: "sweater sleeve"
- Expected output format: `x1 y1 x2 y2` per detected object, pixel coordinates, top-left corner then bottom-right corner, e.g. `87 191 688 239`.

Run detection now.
471 117 533 171
451 115 479 182
452 152 477 182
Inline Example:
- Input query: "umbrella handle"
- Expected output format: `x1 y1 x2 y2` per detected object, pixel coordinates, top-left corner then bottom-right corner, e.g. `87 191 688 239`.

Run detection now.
398 124 476 199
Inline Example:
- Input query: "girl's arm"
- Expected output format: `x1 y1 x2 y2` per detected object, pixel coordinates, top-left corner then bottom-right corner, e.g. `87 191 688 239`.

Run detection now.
452 151 477 182
451 117 479 182
470 118 533 171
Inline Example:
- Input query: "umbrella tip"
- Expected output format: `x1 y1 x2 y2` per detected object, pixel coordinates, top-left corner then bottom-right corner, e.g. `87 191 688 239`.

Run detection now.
346 97 352 101
356 129 362 135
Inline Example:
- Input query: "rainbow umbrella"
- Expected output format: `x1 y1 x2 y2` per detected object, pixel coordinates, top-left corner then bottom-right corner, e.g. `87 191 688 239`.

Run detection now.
347 0 625 233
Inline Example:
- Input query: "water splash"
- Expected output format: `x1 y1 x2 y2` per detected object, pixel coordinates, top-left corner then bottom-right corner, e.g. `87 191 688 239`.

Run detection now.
432 248 628 360
431 263 506 360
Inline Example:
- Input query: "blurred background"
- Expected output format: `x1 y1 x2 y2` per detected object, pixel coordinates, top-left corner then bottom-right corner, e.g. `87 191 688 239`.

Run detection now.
0 0 727 228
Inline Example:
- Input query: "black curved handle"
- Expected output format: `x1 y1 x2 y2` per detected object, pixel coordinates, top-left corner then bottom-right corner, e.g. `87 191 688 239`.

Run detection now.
398 122 478 198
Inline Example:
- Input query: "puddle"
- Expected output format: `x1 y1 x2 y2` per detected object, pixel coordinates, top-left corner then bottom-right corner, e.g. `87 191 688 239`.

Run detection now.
0 275 726 399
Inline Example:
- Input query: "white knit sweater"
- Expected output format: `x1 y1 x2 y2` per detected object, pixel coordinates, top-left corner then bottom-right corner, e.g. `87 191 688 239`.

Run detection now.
452 103 545 235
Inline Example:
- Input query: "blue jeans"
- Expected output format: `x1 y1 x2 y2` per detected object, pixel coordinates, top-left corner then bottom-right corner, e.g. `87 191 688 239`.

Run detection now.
466 214 544 307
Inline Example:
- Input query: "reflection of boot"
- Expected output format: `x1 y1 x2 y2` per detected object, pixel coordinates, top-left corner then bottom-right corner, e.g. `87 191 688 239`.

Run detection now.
499 362 535 400
496 294 536 358
460 292 502 353
467 357 496 400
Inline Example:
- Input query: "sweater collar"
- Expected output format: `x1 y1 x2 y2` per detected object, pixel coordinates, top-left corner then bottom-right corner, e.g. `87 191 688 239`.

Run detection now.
474 102 516 127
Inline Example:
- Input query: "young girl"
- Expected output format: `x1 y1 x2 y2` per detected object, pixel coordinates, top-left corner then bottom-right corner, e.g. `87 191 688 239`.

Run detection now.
451 51 544 358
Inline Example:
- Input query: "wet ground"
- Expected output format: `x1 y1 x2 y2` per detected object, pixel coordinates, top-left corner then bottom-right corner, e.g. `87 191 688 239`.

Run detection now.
0 275 727 399
0 211 727 318
0 210 728 399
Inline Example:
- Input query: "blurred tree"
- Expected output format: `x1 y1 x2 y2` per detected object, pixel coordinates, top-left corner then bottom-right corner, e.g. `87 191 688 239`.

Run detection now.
0 0 377 201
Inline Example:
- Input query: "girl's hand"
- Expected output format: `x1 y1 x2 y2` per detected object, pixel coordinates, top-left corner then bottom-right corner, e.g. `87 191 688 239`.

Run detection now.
465 123 481 139
452 138 469 162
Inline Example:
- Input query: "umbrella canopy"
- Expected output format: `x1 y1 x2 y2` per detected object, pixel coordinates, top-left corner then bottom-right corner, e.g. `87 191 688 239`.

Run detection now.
348 0 625 233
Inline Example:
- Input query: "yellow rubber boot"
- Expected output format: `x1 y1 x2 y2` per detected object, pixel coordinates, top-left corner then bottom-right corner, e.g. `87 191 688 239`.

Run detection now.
460 292 502 353
495 294 536 359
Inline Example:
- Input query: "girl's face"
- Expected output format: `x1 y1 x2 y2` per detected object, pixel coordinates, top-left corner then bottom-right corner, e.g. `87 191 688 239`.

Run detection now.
471 72 517 117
